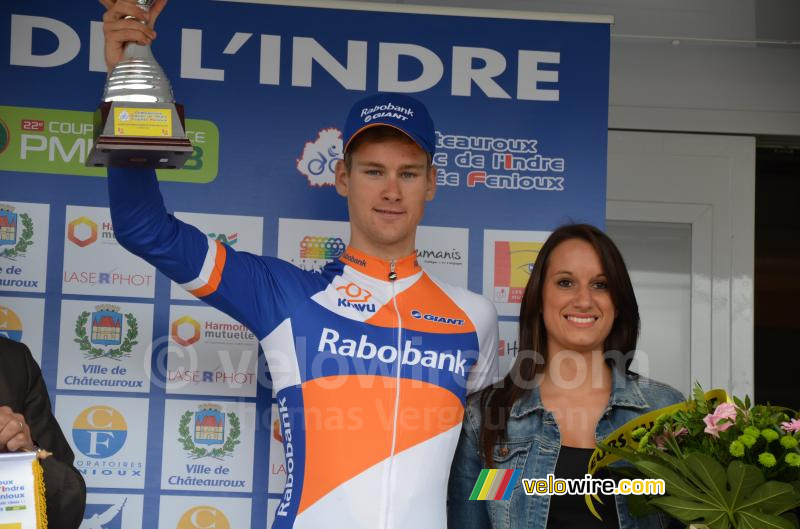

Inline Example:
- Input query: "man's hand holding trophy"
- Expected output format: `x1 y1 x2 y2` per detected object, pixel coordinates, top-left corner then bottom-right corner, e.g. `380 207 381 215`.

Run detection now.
87 0 194 169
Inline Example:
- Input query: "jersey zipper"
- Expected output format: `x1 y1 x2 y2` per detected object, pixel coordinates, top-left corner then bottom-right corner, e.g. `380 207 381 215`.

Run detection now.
380 259 403 529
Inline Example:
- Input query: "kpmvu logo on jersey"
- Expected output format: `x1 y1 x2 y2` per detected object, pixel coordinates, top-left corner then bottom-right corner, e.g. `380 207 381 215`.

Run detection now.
179 404 241 459
0 203 34 260
72 406 128 458
74 305 139 360
0 304 23 341
177 506 231 529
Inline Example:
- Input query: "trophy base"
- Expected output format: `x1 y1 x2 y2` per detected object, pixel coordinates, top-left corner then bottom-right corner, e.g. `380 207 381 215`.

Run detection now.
88 136 193 169
86 101 194 169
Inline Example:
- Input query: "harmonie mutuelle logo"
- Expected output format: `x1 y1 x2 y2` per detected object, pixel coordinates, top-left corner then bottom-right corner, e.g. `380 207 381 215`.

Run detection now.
470 469 522 500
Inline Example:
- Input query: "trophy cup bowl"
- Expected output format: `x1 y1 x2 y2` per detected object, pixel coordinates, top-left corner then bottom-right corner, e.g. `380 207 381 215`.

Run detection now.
86 0 193 169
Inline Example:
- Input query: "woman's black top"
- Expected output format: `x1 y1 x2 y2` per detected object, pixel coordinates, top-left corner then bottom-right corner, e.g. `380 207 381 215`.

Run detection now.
545 446 620 529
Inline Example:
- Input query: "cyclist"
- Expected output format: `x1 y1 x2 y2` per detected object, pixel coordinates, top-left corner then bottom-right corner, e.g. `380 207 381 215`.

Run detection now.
101 1 499 528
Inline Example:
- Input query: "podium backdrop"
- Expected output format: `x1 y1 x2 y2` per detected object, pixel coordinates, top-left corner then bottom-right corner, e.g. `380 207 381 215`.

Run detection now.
1 1 610 527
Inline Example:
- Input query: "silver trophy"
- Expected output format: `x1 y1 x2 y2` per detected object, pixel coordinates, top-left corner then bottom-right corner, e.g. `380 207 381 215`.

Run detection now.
86 0 193 169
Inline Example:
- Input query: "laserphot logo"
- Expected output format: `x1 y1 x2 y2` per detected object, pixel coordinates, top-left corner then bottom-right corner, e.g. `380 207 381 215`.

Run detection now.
72 406 128 458
67 216 98 247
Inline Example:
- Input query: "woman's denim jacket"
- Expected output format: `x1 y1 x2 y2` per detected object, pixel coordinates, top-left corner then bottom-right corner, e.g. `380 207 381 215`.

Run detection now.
447 371 685 529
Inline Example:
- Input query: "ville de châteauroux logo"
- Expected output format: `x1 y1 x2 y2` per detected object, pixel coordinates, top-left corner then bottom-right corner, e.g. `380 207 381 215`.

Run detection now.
74 304 139 360
0 204 34 260
179 404 241 459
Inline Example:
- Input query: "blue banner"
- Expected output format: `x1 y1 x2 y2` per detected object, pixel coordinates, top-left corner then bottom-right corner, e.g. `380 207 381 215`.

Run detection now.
1 1 610 527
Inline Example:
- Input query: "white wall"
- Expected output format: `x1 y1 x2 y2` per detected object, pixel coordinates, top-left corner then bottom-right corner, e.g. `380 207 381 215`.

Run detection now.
342 0 800 136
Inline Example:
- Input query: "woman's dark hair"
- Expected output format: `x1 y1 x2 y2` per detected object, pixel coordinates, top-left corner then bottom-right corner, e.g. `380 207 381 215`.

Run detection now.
480 223 640 465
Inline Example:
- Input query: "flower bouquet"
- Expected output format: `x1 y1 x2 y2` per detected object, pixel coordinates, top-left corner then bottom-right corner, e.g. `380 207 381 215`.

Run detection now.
596 386 800 529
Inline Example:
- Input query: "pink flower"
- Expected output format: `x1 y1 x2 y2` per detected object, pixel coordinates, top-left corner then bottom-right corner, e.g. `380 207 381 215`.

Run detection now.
703 402 737 438
674 427 689 438
781 419 800 434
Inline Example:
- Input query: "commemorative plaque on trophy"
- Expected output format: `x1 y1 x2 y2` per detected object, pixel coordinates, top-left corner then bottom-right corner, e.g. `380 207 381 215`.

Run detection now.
86 0 192 169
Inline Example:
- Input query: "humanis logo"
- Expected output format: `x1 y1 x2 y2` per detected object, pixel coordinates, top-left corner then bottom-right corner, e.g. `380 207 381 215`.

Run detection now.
296 128 342 187
178 404 241 459
207 232 238 246
75 305 138 360
73 406 127 459
299 235 345 260
0 204 34 260
0 305 23 342
336 282 376 313
177 506 231 529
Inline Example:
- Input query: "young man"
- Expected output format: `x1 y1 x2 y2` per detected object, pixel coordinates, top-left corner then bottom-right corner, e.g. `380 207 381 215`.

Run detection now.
102 2 498 528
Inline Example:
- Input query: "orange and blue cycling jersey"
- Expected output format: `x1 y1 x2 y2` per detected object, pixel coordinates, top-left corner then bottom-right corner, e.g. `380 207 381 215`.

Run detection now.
108 168 499 529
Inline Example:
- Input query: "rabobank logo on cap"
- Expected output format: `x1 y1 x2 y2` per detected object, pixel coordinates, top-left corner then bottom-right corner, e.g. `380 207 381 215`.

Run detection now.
343 93 435 156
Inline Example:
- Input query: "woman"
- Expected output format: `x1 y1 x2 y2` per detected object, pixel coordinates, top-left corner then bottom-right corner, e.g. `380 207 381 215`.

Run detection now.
448 224 684 529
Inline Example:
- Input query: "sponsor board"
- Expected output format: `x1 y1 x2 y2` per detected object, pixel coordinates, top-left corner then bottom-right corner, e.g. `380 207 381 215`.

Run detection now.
157 496 251 529
55 395 148 489
80 493 144 529
62 205 156 298
56 300 153 393
0 201 49 293
482 229 550 316
498 321 520 379
415 225 469 287
268 403 287 494
266 498 280 529
0 106 219 183
161 399 256 492
277 218 348 272
0 296 45 364
166 305 259 398
170 212 264 300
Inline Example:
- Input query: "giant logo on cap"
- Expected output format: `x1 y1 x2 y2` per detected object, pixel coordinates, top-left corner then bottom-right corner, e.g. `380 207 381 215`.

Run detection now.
72 405 128 458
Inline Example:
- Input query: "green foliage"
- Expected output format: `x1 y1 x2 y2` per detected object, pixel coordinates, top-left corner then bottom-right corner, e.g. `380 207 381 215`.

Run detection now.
598 385 800 528
0 213 34 259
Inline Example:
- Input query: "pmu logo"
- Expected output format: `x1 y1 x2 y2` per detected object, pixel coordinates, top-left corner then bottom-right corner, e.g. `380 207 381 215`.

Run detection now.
410 309 465 327
299 235 345 260
207 232 238 246
172 315 201 346
0 304 23 341
68 216 98 247
72 406 128 458
177 506 231 529
336 282 376 313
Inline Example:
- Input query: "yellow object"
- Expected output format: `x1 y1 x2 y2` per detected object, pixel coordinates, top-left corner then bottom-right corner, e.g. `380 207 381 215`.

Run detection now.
584 389 729 520
113 108 172 137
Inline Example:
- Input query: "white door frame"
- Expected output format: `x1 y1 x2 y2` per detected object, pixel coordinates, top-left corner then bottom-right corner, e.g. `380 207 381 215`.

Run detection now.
606 131 755 397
